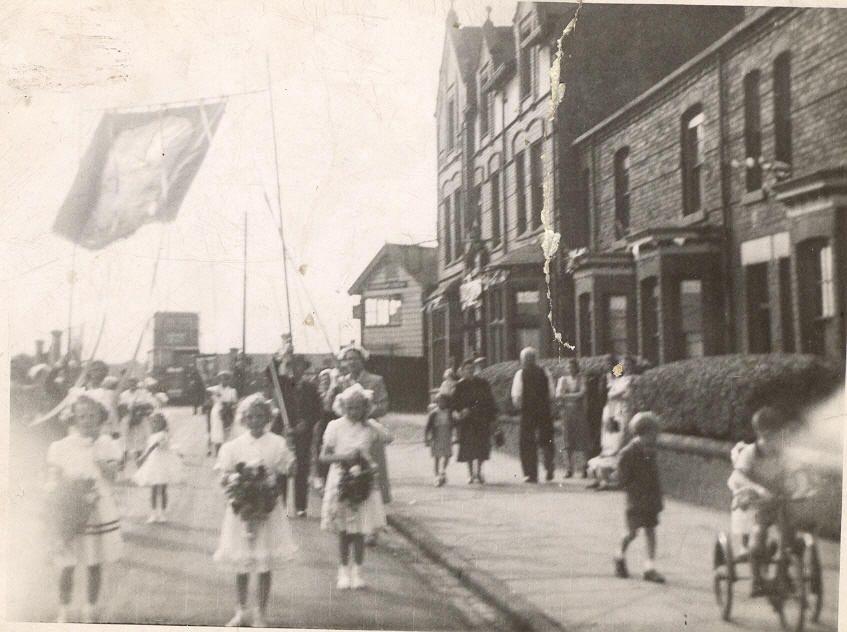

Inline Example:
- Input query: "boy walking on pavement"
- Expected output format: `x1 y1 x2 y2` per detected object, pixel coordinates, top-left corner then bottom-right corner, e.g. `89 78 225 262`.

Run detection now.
614 411 666 583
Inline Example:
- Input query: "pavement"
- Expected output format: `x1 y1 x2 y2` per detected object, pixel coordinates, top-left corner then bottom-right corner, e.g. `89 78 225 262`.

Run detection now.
6 407 509 630
383 413 842 632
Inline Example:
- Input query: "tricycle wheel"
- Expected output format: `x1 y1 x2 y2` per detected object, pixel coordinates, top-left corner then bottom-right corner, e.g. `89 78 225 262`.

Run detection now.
713 534 734 621
776 546 807 632
801 535 823 623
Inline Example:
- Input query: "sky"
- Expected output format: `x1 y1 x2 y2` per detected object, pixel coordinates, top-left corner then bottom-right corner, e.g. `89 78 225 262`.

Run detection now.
1 0 519 363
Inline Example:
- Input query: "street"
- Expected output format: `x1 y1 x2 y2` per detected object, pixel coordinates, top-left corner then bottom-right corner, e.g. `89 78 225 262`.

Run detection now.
386 413 841 632
7 407 506 630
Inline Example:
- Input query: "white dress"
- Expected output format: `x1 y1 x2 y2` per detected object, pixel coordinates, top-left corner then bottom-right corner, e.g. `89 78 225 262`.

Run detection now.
132 430 184 486
213 431 298 573
208 385 238 445
119 387 158 454
588 375 632 472
46 430 123 567
320 417 392 535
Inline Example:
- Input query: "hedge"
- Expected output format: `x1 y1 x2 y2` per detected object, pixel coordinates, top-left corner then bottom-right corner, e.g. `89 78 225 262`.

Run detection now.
479 353 843 443
631 354 843 442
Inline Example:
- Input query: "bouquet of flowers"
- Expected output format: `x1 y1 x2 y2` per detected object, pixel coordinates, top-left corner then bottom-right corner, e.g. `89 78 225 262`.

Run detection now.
221 461 280 539
45 477 99 544
337 455 375 507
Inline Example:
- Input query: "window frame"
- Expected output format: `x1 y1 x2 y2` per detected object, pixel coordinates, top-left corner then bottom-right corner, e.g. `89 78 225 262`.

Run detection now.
364 294 404 328
453 190 463 261
529 141 544 230
443 197 452 264
681 105 705 215
773 52 792 165
614 147 631 236
743 70 763 192
515 151 528 235
490 171 501 247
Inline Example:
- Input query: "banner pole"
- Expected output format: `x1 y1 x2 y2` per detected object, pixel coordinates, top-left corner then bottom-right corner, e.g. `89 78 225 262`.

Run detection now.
242 210 248 355
266 53 295 349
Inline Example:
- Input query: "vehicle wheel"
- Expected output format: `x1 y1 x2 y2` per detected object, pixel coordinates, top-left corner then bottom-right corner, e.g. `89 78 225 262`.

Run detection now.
713 534 734 622
776 547 807 632
801 535 823 623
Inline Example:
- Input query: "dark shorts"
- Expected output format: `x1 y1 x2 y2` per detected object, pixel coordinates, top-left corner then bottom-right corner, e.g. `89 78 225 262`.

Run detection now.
626 508 660 531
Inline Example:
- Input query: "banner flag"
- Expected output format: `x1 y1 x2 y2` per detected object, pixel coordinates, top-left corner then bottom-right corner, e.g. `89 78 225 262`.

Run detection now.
53 100 226 249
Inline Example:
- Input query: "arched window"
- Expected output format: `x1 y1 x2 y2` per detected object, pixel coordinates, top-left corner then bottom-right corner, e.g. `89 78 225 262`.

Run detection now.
614 147 631 235
681 105 704 215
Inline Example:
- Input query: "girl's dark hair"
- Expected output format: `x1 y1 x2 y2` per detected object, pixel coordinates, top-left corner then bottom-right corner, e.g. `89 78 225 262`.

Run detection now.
151 412 168 430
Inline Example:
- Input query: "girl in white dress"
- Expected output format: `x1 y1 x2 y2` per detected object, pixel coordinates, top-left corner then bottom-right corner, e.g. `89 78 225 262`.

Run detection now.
213 398 298 628
207 371 238 457
320 384 394 590
46 394 123 624
133 412 184 523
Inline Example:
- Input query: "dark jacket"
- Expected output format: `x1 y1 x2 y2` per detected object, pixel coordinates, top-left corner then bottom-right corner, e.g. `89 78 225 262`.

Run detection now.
618 437 663 514
520 364 552 426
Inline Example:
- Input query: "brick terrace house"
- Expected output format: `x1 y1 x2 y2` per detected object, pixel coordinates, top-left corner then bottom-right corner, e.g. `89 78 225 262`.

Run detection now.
349 243 437 409
571 6 847 365
426 2 745 387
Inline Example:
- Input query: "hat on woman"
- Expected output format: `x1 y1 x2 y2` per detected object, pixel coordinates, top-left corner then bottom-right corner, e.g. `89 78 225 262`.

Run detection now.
216 370 233 378
337 344 370 362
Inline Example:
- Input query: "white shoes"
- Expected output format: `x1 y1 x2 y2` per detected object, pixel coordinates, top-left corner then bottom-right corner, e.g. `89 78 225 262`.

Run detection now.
350 564 366 589
336 565 351 590
146 513 158 524
157 509 167 523
56 606 68 623
226 608 246 627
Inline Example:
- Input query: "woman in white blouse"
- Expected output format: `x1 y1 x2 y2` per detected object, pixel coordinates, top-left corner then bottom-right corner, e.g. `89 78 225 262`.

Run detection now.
213 398 297 628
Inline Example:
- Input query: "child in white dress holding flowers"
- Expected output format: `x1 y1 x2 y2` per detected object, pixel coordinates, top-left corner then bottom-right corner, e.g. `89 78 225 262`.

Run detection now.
214 398 298 628
46 394 123 624
320 384 394 590
133 412 184 523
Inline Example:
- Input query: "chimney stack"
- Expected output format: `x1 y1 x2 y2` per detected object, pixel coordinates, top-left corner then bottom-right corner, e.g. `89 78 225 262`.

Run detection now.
50 330 63 364
35 339 45 363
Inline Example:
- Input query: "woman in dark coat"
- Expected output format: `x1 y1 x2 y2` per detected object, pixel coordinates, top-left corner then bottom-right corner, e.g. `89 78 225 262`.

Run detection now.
452 358 497 485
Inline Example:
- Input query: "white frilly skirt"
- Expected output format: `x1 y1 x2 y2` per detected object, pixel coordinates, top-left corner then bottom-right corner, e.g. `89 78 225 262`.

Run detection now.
213 502 298 573
320 464 386 535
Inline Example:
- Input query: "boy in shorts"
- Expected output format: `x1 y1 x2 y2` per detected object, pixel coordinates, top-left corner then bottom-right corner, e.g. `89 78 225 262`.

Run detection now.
728 406 787 596
614 412 665 583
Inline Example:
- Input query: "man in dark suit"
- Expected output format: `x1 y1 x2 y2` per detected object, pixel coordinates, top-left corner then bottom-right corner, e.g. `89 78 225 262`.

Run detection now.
271 355 322 517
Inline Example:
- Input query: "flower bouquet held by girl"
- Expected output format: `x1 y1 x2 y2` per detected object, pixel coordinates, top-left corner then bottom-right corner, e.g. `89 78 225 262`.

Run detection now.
221 461 283 540
337 455 375 506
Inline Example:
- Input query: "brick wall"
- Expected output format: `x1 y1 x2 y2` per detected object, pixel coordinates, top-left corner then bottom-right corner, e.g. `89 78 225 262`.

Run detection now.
574 8 847 356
